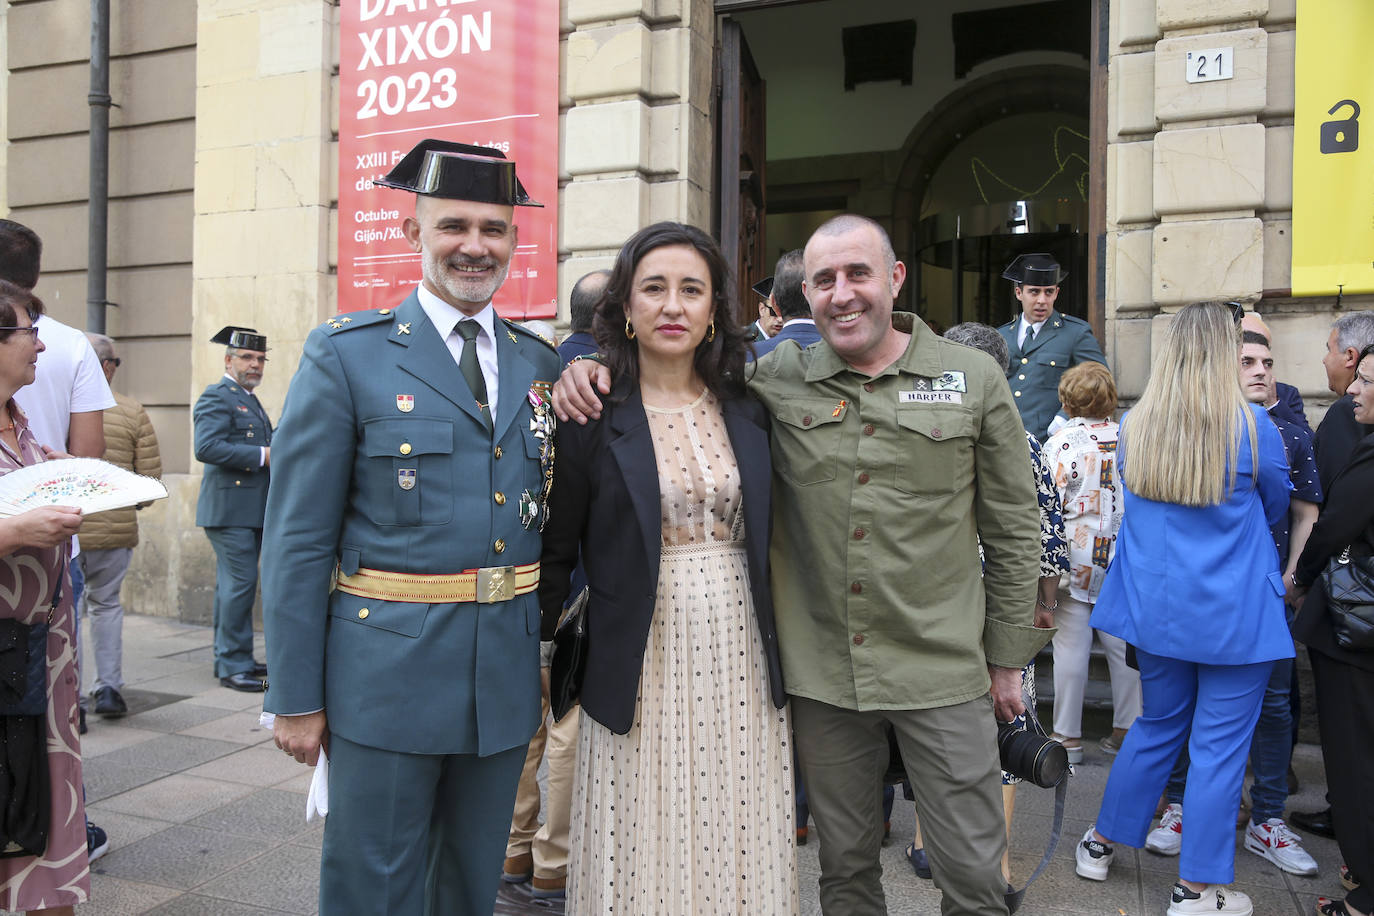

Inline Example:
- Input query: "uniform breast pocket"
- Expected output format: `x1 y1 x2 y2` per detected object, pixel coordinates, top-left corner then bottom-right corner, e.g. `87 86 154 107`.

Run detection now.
772 398 846 486
361 417 455 527
232 416 260 441
1034 351 1070 377
894 407 975 498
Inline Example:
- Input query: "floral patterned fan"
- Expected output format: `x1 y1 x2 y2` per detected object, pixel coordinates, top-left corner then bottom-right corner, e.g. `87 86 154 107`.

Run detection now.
0 457 167 518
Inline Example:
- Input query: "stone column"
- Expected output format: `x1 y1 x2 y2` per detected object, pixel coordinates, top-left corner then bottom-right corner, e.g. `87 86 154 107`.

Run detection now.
558 0 715 316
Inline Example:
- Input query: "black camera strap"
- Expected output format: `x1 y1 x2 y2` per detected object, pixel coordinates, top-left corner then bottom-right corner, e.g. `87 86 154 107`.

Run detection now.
1005 702 1068 915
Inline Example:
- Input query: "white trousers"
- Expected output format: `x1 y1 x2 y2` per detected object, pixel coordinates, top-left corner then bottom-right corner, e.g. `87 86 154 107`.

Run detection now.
1051 592 1142 736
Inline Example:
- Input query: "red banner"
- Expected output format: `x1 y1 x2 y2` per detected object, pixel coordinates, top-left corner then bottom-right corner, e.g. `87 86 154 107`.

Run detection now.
338 0 559 318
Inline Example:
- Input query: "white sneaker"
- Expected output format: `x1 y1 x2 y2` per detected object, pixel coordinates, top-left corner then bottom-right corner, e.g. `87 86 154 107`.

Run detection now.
1244 818 1319 876
1146 803 1183 856
1166 883 1253 916
1075 826 1114 880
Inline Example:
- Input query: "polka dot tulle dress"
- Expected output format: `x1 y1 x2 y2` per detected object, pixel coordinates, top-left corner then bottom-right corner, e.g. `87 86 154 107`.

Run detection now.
568 390 798 914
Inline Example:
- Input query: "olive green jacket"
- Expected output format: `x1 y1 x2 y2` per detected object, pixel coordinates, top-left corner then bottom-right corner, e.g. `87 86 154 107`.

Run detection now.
748 313 1048 710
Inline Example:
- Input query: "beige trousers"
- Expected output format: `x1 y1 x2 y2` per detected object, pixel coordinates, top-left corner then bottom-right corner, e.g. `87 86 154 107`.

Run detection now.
504 696 580 880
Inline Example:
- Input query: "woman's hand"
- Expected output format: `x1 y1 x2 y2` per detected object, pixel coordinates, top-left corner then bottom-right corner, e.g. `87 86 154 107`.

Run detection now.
6 505 83 550
552 359 611 424
41 445 73 461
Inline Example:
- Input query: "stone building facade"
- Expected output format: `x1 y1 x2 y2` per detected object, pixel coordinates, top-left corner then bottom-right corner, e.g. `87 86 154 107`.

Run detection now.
2 0 1366 623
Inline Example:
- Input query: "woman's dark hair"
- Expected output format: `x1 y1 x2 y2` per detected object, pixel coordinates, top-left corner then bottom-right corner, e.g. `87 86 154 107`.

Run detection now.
592 221 750 400
1360 342 1374 364
0 278 43 343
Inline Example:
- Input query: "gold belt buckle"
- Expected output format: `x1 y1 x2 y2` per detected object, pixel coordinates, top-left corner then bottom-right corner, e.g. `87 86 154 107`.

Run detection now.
476 566 516 603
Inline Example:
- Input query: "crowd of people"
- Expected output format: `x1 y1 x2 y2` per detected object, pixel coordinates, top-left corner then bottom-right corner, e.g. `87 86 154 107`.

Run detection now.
1 137 1371 916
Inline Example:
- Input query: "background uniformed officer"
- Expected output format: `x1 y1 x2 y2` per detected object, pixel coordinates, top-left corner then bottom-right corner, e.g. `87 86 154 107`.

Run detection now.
997 254 1107 440
262 140 560 916
194 326 271 692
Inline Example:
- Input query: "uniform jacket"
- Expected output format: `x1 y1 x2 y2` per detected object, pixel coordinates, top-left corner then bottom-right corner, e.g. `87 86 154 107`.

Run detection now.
1091 405 1295 665
261 292 561 757
998 310 1107 439
80 391 162 549
750 319 821 361
538 379 782 735
556 332 598 365
194 376 272 528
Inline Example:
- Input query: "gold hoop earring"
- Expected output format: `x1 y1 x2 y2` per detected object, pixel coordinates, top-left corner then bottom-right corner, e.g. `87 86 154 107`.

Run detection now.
707 320 716 343
625 318 635 340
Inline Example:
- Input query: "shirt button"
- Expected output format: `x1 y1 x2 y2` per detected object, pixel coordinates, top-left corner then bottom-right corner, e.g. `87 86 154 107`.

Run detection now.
1014 391 1022 397
863 424 875 436
1018 374 1026 380
494 492 506 505
1022 357 1029 364
853 634 865 645
1050 360 1057 366
494 539 506 553
234 480 241 486
850 582 862 594
399 442 413 456
931 428 942 438
802 416 813 426
853 527 865 540
863 382 874 393
858 472 870 484
358 607 370 619
494 446 503 459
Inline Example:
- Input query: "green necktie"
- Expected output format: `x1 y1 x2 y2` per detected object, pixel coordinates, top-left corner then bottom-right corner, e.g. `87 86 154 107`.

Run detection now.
455 320 491 431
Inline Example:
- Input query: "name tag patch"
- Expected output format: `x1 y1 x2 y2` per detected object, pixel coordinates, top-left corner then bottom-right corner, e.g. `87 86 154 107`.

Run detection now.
900 390 962 404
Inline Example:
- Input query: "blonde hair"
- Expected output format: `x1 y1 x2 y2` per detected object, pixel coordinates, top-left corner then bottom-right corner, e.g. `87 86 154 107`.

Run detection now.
1121 302 1257 506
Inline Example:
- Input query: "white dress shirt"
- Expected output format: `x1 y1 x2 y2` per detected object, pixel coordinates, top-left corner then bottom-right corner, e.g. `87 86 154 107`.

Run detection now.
417 285 500 423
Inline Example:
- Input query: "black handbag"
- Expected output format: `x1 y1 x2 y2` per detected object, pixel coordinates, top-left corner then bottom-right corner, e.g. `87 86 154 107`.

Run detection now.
0 620 49 717
1322 546 1374 651
550 586 589 722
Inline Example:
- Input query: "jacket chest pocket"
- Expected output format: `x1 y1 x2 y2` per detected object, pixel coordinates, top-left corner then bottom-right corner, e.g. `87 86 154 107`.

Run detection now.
773 398 846 486
894 407 975 498
233 416 261 442
361 417 455 526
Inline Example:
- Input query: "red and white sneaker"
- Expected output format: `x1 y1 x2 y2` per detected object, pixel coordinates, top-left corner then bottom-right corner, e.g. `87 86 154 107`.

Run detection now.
1244 818 1318 876
1146 803 1183 856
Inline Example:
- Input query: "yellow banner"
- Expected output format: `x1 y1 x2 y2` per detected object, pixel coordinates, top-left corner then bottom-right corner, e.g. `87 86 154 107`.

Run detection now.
1292 0 1374 296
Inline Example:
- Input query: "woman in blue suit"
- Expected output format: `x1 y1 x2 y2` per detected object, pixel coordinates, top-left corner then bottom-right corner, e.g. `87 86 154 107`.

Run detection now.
1072 301 1293 916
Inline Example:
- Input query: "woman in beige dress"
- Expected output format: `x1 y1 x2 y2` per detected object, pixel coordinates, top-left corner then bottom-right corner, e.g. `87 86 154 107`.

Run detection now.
539 222 797 914
0 279 89 915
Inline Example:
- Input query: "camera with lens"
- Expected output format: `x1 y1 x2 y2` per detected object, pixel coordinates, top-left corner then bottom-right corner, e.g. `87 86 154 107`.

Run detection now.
997 711 1069 789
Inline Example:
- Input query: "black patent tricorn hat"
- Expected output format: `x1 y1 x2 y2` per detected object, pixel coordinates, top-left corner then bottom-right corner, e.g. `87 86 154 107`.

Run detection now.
210 326 268 351
751 276 774 299
1002 253 1066 287
373 139 542 207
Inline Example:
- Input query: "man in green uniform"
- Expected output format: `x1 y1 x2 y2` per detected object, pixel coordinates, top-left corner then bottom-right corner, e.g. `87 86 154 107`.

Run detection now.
555 215 1046 915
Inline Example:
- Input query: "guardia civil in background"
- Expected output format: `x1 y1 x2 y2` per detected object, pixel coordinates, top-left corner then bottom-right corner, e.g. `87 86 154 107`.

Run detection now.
262 140 560 915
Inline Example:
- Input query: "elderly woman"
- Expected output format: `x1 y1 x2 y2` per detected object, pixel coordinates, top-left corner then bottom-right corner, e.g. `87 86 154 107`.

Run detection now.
538 222 795 913
1288 342 1374 916
1042 361 1141 761
0 279 88 915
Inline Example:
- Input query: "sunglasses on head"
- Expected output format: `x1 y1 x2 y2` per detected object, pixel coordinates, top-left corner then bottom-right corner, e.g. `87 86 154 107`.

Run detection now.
1223 301 1245 325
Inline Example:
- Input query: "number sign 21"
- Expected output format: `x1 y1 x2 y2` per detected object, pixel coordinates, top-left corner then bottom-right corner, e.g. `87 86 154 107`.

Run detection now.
1185 47 1234 84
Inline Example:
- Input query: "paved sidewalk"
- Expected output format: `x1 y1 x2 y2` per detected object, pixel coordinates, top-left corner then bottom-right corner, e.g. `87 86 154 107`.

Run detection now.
20 614 1350 915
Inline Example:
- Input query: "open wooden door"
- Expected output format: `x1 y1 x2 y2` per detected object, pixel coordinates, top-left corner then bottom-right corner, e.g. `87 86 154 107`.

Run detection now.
716 19 767 326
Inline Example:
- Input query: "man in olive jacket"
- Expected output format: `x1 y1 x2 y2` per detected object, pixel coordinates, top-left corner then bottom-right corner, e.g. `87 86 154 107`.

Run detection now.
78 333 161 718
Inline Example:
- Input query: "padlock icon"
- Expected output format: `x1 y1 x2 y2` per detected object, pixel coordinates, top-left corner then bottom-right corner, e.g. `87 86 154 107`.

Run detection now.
1320 100 1360 154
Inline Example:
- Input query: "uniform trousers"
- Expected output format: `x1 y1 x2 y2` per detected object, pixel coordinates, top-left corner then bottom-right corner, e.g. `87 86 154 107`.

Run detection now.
322 733 526 915
203 526 261 678
1309 647 1374 913
505 699 579 879
792 694 1008 916
77 547 133 692
1050 594 1141 736
1095 649 1270 885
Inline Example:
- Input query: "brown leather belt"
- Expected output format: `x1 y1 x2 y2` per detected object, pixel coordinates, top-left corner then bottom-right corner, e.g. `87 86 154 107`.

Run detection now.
334 562 540 604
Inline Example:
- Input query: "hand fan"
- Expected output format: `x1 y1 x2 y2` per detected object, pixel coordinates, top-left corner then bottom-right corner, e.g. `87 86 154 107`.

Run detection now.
0 457 168 518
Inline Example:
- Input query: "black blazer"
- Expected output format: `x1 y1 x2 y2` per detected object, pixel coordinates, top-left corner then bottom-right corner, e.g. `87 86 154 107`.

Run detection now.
1293 431 1374 673
538 379 783 734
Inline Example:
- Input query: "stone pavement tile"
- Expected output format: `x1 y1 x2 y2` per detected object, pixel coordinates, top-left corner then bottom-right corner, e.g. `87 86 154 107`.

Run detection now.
84 761 167 804
107 701 232 734
1019 857 1143 914
83 874 181 915
194 842 321 914
95 824 265 890
274 768 315 795
289 819 325 849
185 744 305 787
79 723 164 758
185 684 272 711
99 773 256 823
189 788 320 843
94 733 244 774
82 807 177 850
130 672 226 698
144 895 291 915
156 645 216 666
178 709 274 745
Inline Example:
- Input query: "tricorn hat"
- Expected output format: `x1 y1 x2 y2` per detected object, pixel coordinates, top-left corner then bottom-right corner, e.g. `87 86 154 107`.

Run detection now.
373 139 542 207
1002 253 1066 287
751 277 774 300
210 326 268 351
